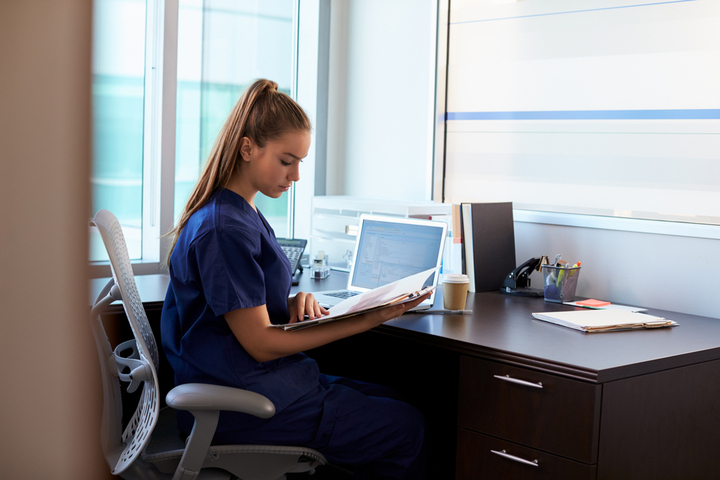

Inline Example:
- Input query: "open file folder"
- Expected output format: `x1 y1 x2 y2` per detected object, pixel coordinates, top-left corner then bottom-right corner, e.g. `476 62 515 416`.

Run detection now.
532 309 678 333
275 268 437 331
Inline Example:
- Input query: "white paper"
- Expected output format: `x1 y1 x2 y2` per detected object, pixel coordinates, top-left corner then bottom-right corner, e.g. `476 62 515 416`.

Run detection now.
563 301 647 312
324 268 435 319
532 309 677 333
275 268 437 330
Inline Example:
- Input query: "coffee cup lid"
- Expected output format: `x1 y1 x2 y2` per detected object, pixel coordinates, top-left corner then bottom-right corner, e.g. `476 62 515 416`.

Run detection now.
442 274 469 284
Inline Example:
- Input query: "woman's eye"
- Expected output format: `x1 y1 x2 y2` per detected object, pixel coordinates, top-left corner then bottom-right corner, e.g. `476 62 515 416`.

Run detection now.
280 160 292 166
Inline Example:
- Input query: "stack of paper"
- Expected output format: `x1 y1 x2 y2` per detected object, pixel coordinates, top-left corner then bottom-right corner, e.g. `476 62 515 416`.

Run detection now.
532 309 678 333
563 299 647 312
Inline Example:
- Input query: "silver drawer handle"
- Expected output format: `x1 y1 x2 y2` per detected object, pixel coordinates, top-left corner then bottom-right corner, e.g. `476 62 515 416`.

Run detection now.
493 374 543 389
491 449 539 467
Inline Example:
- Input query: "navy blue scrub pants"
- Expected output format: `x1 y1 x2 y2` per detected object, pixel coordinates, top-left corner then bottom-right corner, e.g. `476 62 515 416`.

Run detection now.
210 374 427 479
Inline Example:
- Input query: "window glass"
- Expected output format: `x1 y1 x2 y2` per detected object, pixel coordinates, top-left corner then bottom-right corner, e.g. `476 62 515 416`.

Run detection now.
445 0 720 226
90 0 298 266
175 0 296 237
90 0 147 260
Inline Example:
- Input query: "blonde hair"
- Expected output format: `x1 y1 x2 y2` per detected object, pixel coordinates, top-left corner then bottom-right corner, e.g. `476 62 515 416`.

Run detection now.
165 79 311 264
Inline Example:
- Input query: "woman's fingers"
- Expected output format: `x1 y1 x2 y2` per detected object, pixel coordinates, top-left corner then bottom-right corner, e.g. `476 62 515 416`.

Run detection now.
303 293 317 320
289 292 305 323
290 292 330 322
305 293 330 320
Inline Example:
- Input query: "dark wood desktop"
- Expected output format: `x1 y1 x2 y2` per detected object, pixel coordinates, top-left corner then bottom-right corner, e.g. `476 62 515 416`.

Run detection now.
92 272 720 479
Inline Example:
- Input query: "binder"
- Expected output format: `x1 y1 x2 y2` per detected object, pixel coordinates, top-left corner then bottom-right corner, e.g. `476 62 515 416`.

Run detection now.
461 202 516 292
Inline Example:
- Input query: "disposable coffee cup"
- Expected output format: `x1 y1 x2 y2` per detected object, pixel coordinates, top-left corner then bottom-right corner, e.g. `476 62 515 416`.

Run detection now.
442 274 469 310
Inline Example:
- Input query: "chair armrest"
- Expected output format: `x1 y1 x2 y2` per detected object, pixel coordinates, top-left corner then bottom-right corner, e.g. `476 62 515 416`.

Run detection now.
165 384 276 480
166 383 275 419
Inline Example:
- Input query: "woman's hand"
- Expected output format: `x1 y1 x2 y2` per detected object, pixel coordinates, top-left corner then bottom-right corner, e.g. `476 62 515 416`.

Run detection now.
287 292 329 324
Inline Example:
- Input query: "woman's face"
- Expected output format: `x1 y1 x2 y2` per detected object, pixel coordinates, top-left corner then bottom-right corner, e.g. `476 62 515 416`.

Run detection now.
242 129 311 199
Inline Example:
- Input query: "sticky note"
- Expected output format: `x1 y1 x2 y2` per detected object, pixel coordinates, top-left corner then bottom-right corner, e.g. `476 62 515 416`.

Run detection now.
576 299 611 307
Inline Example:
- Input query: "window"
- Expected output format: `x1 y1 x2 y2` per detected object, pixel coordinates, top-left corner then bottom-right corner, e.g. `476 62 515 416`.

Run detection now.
443 0 720 235
90 0 299 269
90 0 147 261
175 0 297 236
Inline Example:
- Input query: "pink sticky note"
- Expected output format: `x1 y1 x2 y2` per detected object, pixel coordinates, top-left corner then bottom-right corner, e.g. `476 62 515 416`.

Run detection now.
576 299 611 307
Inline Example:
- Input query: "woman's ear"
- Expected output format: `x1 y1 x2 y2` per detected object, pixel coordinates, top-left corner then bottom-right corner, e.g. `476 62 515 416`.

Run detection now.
239 137 254 162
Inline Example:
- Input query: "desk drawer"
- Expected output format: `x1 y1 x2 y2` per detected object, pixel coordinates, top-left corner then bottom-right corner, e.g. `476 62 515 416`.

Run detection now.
456 428 596 480
458 356 601 463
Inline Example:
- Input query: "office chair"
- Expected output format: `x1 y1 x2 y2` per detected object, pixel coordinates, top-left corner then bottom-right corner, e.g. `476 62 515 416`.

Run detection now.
90 209 326 480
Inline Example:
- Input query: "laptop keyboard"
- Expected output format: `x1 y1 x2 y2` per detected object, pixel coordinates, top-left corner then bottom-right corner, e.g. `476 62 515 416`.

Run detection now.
324 290 361 299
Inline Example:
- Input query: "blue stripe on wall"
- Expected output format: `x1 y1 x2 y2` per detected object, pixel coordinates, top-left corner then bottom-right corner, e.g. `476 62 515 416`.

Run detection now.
451 0 697 25
446 110 720 121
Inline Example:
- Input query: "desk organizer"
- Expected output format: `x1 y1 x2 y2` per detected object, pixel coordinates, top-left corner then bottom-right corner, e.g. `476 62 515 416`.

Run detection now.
541 265 581 303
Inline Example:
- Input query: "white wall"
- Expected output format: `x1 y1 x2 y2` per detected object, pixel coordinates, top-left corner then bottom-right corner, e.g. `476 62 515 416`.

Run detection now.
0 2 108 478
326 0 437 201
516 223 719 319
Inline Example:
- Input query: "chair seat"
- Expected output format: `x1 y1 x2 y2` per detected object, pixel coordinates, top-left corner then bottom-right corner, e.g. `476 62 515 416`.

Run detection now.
143 408 327 478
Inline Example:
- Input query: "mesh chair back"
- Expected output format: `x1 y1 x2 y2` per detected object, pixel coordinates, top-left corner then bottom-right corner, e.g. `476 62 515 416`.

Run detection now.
91 209 160 475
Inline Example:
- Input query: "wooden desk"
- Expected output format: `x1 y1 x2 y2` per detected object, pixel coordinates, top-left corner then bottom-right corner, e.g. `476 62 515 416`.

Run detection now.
94 272 720 479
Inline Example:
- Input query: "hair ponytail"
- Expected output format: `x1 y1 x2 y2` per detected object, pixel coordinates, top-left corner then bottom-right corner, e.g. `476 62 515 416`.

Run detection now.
164 79 311 265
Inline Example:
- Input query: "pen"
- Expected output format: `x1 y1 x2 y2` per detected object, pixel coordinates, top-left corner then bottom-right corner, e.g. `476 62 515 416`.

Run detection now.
570 261 581 276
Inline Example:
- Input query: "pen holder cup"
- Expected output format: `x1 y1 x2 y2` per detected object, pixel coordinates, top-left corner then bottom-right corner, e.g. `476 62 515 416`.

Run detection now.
541 265 581 303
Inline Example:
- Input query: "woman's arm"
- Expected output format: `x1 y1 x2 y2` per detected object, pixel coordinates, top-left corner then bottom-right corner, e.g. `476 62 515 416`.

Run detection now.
224 292 430 363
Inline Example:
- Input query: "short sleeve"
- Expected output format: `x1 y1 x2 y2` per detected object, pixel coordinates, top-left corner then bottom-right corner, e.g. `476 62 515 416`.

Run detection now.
192 227 266 316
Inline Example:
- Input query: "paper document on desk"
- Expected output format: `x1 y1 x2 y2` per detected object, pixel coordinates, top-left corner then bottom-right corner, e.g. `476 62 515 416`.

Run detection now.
275 268 437 331
563 301 647 312
532 309 678 333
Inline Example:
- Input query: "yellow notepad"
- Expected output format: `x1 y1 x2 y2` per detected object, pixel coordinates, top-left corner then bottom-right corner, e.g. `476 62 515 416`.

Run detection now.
532 309 678 333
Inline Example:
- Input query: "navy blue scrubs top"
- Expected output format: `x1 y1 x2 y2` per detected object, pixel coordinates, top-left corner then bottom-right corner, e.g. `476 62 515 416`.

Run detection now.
161 189 320 432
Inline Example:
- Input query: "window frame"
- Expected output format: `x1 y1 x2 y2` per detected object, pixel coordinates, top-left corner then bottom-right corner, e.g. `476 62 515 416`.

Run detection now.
90 0 178 279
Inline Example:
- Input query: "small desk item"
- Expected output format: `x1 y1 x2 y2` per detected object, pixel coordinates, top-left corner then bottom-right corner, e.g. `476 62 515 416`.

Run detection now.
575 299 611 308
532 309 678 333
499 256 545 297
277 238 307 285
461 202 516 293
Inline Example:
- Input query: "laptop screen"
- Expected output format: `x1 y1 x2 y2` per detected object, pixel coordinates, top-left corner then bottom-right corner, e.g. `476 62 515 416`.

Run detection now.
348 216 447 292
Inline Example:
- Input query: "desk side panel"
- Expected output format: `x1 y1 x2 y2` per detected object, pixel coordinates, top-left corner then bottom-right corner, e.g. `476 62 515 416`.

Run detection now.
598 358 720 480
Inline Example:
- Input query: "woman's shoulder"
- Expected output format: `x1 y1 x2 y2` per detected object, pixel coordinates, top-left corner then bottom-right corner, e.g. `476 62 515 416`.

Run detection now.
186 191 261 244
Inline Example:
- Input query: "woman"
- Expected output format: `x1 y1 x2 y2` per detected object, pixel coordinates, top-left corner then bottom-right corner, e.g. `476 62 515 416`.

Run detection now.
161 79 427 479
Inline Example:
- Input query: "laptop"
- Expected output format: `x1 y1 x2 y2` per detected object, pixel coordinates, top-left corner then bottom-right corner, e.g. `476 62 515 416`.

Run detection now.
312 214 448 312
